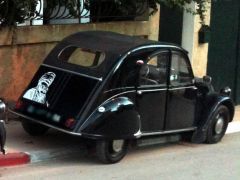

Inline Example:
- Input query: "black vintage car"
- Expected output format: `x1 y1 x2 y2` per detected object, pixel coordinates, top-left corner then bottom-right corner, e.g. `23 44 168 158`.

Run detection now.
10 31 235 163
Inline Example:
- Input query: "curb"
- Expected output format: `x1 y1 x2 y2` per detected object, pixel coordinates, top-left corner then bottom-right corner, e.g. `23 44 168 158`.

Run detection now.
0 152 30 167
226 121 240 134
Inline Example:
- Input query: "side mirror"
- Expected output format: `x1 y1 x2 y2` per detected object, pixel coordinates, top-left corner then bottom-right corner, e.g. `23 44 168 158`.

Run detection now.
203 75 212 84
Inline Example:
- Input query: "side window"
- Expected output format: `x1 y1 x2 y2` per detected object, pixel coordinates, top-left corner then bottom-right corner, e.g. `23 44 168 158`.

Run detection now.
139 52 168 86
170 52 193 86
109 55 141 89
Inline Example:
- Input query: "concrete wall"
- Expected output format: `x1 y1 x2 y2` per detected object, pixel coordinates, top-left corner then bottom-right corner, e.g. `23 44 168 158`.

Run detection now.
0 12 160 101
181 3 211 78
192 8 211 78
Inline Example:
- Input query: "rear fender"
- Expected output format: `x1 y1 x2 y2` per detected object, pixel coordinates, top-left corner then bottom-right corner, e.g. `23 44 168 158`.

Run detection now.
191 93 234 143
79 97 140 139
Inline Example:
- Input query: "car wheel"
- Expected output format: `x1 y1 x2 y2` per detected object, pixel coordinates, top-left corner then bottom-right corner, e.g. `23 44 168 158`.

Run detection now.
22 119 49 136
96 139 128 164
205 105 230 144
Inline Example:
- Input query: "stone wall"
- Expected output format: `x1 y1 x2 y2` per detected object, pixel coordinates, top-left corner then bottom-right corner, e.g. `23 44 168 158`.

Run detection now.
0 12 159 101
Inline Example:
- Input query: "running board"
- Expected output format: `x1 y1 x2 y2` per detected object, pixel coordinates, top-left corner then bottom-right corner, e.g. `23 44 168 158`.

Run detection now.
136 134 181 147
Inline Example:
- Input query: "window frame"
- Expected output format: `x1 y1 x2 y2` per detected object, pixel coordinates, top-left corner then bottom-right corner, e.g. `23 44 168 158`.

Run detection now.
138 50 170 88
169 50 194 87
58 45 106 68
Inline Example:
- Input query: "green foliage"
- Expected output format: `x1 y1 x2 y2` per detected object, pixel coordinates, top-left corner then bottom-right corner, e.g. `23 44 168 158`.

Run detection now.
0 0 210 26
149 0 210 24
0 0 38 26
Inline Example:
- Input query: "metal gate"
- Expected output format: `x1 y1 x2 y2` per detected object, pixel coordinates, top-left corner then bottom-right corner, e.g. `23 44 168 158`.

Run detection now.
207 0 240 104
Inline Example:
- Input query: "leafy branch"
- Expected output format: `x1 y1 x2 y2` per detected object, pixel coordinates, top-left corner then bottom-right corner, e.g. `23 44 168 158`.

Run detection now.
0 0 210 26
149 0 210 24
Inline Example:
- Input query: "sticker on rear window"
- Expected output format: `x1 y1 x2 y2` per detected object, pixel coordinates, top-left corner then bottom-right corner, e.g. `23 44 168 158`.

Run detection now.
23 72 56 106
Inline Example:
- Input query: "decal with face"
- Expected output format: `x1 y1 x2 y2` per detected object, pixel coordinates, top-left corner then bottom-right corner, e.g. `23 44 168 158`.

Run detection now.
23 72 56 105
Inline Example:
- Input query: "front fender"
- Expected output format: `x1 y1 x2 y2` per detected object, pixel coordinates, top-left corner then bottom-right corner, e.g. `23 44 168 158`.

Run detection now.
79 97 140 139
192 93 235 143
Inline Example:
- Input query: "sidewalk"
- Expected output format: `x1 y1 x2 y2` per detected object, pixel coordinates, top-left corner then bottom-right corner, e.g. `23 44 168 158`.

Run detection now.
227 105 240 134
234 105 240 121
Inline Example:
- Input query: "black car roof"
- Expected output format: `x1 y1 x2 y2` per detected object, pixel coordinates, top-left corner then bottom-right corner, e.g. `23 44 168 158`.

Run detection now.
59 31 186 54
44 31 187 78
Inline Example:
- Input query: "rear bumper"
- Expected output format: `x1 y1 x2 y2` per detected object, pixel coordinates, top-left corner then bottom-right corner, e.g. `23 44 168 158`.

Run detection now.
9 109 82 137
0 98 6 154
0 120 6 154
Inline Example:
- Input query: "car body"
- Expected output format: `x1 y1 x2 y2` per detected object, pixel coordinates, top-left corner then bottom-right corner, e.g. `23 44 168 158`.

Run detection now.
9 31 235 163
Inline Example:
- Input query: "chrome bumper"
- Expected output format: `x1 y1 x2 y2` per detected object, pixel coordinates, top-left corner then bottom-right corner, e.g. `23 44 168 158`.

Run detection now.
0 98 6 154
9 108 82 137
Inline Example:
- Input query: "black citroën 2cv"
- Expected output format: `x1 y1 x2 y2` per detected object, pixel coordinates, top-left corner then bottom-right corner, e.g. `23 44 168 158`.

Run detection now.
10 31 234 163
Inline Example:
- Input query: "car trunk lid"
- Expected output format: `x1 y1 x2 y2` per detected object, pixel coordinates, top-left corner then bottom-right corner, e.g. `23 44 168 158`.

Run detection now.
15 65 101 130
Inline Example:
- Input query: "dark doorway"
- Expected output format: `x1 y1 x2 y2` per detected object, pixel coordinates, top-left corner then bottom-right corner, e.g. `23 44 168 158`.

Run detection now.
207 0 240 104
159 4 183 45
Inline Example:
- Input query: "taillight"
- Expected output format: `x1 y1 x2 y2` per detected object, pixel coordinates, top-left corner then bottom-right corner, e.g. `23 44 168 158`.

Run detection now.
15 100 23 110
65 118 76 128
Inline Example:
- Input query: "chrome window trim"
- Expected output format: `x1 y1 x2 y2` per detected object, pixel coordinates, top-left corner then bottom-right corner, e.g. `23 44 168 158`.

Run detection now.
132 45 182 53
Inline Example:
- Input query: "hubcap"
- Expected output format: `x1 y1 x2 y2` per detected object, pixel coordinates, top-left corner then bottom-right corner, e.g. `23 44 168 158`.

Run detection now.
112 140 124 153
215 117 224 135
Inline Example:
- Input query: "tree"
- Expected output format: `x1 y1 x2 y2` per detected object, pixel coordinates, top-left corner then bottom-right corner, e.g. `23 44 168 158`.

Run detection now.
0 0 38 26
0 0 210 27
149 0 210 24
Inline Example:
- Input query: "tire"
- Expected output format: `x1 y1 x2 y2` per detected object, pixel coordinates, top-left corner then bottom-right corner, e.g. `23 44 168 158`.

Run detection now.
205 105 230 144
96 139 128 164
21 119 49 136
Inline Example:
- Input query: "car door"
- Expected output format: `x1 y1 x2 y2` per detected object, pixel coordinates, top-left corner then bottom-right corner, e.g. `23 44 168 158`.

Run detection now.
165 51 197 130
136 51 169 133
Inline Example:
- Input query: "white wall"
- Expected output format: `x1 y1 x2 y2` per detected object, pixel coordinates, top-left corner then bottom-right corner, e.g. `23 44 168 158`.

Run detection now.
181 2 196 62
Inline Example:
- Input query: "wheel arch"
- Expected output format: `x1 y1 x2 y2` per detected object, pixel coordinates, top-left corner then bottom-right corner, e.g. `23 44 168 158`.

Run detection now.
78 96 141 139
192 93 234 143
220 100 235 122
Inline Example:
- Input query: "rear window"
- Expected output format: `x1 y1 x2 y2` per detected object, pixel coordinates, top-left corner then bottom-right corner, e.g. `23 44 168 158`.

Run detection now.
58 46 106 67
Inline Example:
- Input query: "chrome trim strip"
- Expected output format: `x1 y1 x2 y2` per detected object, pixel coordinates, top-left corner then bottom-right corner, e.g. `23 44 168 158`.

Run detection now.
42 64 102 81
104 87 167 94
104 87 134 93
9 109 82 137
169 86 197 91
140 127 196 137
140 88 167 92
134 129 142 138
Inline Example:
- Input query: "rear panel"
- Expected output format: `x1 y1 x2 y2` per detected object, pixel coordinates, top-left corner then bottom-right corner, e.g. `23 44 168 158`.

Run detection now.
15 65 100 130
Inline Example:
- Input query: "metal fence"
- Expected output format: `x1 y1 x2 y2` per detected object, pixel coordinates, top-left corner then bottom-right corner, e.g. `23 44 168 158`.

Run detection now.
0 0 149 26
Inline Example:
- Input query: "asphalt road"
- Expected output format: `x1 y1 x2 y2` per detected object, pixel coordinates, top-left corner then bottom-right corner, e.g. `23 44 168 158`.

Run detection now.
0 128 240 180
